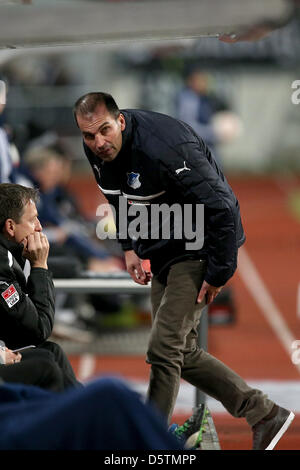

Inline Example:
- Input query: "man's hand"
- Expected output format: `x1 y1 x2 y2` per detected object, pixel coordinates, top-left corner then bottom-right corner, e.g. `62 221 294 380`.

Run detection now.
22 232 49 269
124 250 152 285
5 347 22 365
197 280 223 305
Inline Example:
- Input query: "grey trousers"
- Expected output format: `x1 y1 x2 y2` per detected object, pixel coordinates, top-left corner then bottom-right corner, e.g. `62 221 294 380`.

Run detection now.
146 259 274 426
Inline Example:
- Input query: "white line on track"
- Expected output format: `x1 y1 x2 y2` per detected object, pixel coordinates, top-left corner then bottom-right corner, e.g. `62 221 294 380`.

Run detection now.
77 354 96 382
127 378 300 414
237 246 300 375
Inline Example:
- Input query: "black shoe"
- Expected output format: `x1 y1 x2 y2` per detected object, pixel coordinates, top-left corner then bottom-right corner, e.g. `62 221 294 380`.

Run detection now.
252 406 295 450
171 404 208 449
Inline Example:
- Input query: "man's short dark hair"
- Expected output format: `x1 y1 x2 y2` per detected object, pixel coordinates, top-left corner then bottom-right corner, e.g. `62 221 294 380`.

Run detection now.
73 92 120 126
0 183 39 231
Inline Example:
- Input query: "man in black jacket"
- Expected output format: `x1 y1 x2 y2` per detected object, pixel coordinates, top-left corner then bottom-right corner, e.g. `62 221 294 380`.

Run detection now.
0 183 79 390
74 92 294 450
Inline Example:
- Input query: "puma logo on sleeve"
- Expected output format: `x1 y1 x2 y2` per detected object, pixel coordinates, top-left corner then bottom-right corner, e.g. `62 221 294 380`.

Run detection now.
175 161 191 175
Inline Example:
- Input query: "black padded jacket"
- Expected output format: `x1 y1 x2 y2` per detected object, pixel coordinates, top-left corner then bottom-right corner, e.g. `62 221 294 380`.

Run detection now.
83 109 246 287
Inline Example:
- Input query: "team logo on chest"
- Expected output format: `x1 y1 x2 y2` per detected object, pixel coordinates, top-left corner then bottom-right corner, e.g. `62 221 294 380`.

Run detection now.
127 172 141 189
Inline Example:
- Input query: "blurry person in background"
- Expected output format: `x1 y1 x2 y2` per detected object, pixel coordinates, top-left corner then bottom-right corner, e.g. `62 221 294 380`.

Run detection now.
22 146 124 274
176 68 242 166
0 76 29 185
0 77 18 183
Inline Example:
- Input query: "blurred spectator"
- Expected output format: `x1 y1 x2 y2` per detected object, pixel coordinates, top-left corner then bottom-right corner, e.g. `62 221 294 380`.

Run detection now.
22 146 123 273
0 79 19 183
175 68 242 165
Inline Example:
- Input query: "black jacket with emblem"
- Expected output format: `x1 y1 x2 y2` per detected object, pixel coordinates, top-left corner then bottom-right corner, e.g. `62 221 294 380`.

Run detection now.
0 234 55 349
83 109 246 287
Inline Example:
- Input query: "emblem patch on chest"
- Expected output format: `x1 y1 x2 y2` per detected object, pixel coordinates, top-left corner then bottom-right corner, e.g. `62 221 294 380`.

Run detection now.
1 284 19 308
127 172 141 189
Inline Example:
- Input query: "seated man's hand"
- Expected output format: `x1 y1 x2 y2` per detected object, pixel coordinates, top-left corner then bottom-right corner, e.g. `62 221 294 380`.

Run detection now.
22 232 49 269
5 348 22 365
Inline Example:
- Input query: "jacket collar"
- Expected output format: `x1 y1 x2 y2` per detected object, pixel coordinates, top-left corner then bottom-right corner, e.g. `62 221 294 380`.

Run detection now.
0 232 25 265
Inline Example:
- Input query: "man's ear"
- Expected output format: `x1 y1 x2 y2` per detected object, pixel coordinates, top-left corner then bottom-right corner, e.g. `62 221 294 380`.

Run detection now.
3 219 16 239
119 113 126 132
